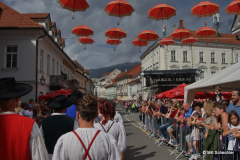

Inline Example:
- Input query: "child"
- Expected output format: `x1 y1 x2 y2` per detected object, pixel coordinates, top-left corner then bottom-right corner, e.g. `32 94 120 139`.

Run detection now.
215 85 224 102
223 110 240 160
188 112 202 160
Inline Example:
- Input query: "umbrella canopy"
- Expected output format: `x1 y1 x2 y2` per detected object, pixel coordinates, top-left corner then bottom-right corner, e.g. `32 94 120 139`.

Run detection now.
171 29 191 39
132 39 148 47
72 25 93 37
147 4 176 21
105 28 127 39
159 38 175 46
182 36 197 44
106 38 122 45
104 0 135 18
196 27 216 37
225 0 240 15
137 30 159 42
191 1 220 18
78 36 94 44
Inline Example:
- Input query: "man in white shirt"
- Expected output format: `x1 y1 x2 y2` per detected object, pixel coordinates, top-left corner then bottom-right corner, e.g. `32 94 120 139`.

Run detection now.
24 103 34 118
0 77 49 160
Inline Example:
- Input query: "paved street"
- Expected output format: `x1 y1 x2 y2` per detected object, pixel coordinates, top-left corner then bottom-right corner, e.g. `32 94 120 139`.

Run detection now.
117 106 186 160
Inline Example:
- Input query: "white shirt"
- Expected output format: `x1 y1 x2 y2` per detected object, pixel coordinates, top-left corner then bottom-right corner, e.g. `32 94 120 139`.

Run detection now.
227 123 240 151
114 112 123 125
24 110 33 118
40 113 80 160
94 120 127 152
52 128 121 160
0 112 49 160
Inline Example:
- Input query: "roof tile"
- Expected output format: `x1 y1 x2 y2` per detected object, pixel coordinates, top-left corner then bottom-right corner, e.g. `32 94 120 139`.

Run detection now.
22 13 49 19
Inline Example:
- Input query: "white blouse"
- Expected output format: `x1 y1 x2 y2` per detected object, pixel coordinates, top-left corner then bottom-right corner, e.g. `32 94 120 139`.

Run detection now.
114 112 123 125
52 128 121 160
94 120 127 152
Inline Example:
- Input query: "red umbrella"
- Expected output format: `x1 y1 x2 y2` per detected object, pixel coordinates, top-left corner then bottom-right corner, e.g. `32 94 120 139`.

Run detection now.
72 25 93 37
106 38 122 51
105 28 127 39
171 29 191 39
191 1 220 25
225 0 240 15
104 0 135 25
132 38 148 53
196 27 216 37
137 30 159 42
58 0 89 19
182 36 197 44
159 38 175 46
78 36 94 50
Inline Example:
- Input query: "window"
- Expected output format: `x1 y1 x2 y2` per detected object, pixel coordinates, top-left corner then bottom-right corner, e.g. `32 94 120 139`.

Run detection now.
183 51 188 61
235 53 238 63
211 71 216 75
6 46 18 68
211 52 215 63
171 50 176 61
222 53 226 63
199 52 204 62
57 62 59 75
200 71 205 79
52 58 55 75
40 50 44 72
47 55 50 74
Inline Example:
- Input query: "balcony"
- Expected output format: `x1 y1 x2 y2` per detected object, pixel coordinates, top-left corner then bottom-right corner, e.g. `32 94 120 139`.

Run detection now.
50 75 68 90
68 79 79 91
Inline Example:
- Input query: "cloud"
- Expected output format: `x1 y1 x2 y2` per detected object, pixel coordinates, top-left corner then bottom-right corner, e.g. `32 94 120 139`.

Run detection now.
4 0 235 69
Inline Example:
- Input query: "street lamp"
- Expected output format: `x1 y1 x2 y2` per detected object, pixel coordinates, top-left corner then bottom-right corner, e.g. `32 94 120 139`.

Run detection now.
40 75 46 85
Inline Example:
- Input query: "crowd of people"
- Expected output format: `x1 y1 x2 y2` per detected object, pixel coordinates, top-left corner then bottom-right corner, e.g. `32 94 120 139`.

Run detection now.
127 86 240 160
0 77 126 160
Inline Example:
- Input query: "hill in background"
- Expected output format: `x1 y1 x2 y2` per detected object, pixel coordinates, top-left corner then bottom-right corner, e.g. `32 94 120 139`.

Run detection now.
89 62 141 78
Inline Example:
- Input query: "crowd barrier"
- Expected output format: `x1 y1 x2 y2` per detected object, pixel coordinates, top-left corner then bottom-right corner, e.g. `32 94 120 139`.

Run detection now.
138 114 240 160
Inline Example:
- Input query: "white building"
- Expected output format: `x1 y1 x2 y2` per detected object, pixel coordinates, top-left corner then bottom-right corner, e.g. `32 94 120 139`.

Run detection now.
140 20 240 101
0 2 79 102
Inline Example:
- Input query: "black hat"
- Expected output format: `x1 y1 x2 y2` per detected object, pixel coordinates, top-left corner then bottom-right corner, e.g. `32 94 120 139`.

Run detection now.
47 95 73 109
68 91 83 103
0 77 33 99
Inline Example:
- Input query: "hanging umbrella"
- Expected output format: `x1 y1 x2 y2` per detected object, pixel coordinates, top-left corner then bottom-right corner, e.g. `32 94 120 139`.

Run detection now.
159 38 175 51
105 28 127 39
191 1 220 25
225 0 240 15
72 25 93 37
147 4 176 35
196 27 216 36
106 38 122 51
58 0 90 19
171 29 191 39
137 30 159 42
104 0 135 25
132 38 148 53
78 36 94 50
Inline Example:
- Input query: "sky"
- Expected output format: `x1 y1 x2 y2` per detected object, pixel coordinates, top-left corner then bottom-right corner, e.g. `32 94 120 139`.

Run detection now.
1 0 236 69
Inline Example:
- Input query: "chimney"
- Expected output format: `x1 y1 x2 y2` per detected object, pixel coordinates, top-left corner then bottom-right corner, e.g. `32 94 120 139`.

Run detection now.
179 20 183 29
125 69 127 72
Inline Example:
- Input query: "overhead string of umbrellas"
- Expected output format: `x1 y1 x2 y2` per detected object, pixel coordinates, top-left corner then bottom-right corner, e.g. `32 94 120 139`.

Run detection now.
58 0 240 52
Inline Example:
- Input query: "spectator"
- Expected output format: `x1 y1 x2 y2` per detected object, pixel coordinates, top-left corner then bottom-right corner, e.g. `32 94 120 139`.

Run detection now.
222 110 240 160
227 88 240 121
19 102 27 115
209 97 216 104
192 102 204 117
213 103 229 131
215 85 224 102
24 103 35 118
159 103 172 141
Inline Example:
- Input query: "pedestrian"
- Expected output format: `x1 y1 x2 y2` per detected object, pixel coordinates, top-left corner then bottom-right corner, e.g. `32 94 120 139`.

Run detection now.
94 100 126 160
40 95 79 160
0 77 49 160
131 100 136 113
52 94 121 160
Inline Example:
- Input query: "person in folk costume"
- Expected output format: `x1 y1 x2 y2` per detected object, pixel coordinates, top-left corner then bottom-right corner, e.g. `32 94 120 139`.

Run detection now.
94 100 127 160
111 102 124 125
94 100 103 124
40 95 79 159
0 77 49 160
66 91 83 120
52 94 121 160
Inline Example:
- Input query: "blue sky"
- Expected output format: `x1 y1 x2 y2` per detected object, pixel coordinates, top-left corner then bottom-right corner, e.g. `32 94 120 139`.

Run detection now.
1 0 236 69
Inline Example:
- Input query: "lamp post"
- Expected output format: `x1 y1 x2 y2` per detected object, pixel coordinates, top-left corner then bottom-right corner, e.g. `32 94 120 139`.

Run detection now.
40 75 45 85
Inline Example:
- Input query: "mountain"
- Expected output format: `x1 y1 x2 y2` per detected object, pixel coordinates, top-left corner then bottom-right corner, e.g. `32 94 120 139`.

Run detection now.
88 62 141 78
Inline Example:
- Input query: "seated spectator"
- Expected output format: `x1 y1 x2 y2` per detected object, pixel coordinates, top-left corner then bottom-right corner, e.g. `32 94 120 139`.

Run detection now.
227 88 240 121
222 110 240 160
